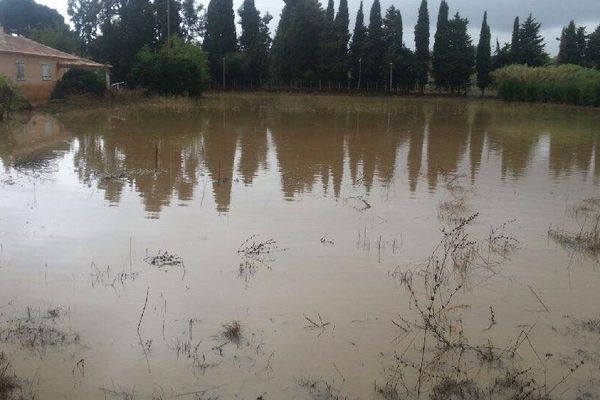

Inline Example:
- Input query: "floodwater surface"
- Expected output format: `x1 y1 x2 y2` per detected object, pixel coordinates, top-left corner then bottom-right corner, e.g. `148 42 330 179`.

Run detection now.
1 94 600 399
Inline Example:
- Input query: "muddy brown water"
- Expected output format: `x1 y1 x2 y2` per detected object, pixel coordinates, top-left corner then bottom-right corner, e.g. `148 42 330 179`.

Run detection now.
1 94 600 399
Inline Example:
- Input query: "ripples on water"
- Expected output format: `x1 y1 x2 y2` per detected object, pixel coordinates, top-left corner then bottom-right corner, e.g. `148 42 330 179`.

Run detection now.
0 94 599 399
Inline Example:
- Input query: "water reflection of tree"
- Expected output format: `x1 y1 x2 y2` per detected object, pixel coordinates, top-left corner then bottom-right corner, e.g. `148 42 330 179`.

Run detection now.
269 111 345 199
67 110 206 214
426 102 470 189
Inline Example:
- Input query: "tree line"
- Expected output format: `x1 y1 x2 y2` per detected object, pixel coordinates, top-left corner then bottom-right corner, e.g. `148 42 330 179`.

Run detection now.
2 0 600 94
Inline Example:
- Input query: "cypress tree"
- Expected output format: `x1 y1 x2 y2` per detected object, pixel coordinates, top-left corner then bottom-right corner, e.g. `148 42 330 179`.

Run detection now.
476 11 491 95
492 39 512 70
204 0 237 83
383 6 406 90
349 1 367 87
519 14 547 66
558 21 579 65
271 0 325 82
414 0 430 91
510 16 520 63
238 0 271 84
364 0 385 84
446 12 474 93
156 0 183 43
432 0 449 90
320 0 338 81
181 0 203 41
333 0 350 81
326 0 334 22
588 25 600 69
576 26 587 64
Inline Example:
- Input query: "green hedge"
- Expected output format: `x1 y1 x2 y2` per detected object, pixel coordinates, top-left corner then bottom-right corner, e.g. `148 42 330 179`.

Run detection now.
0 74 27 120
129 37 209 97
492 64 600 107
51 68 106 99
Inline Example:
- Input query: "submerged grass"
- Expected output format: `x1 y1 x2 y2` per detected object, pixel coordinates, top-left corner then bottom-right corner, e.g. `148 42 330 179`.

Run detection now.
548 200 600 256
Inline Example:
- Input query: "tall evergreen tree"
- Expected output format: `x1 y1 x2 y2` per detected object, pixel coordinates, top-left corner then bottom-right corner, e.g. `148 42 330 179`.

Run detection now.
363 0 385 84
333 0 350 81
576 26 587 64
445 12 474 93
432 0 449 89
204 0 237 83
518 14 547 66
414 0 430 91
383 6 413 90
476 11 491 95
271 0 325 82
326 0 335 22
492 39 512 70
587 25 600 69
349 1 367 87
156 0 183 42
320 0 338 80
510 16 520 63
238 0 271 84
558 21 580 65
181 0 204 41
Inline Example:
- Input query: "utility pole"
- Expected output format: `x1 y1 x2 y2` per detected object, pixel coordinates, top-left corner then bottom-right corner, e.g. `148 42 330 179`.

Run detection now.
222 57 226 89
357 58 362 90
389 62 393 92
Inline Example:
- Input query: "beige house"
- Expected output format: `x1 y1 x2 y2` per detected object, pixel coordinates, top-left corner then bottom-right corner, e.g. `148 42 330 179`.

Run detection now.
0 26 109 104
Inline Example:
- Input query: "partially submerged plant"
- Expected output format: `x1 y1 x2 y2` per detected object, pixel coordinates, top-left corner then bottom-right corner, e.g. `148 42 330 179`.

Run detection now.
222 320 242 342
144 250 184 267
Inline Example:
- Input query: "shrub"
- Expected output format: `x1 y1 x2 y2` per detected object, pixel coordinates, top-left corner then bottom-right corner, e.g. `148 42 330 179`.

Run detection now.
51 68 106 98
492 64 600 107
129 37 209 97
0 74 26 120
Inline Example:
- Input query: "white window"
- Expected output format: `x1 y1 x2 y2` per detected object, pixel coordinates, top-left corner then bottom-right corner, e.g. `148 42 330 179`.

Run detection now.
16 61 25 81
41 63 52 81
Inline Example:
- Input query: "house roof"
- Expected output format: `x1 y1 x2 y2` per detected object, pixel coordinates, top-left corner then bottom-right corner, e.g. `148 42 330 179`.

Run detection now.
0 32 108 69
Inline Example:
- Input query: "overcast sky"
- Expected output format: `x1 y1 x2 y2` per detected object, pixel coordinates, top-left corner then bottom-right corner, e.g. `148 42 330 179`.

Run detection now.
38 0 600 55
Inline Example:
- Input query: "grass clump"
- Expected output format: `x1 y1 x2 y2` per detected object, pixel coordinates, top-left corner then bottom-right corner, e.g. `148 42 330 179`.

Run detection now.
492 64 600 107
222 320 242 342
548 214 600 255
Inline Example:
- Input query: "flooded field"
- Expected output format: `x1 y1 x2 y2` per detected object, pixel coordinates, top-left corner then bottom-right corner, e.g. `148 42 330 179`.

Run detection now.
1 93 600 399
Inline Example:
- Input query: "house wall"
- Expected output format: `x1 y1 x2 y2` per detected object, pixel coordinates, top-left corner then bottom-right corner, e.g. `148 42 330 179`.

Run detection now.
0 53 67 104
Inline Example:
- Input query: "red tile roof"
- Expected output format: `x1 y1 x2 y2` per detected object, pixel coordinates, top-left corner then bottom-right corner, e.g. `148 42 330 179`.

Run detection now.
0 33 107 68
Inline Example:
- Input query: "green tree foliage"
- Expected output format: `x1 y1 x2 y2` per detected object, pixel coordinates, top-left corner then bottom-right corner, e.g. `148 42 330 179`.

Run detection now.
588 25 600 69
238 0 272 84
510 17 520 63
204 0 237 84
319 0 339 81
493 64 600 107
363 0 385 84
432 0 449 89
0 75 26 121
576 27 587 64
349 1 367 86
476 11 492 94
445 12 474 93
181 0 204 41
0 0 78 53
558 21 580 65
93 0 157 81
271 0 325 82
383 6 415 91
332 0 350 81
516 14 547 66
492 40 512 70
0 0 65 35
156 0 183 43
130 37 209 96
51 68 105 98
414 0 430 91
